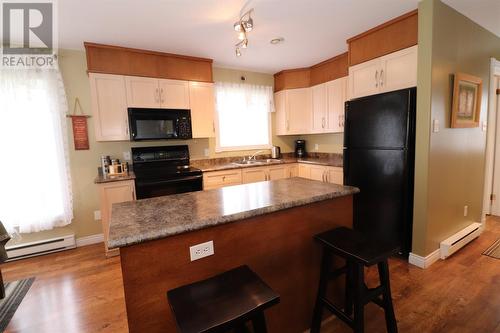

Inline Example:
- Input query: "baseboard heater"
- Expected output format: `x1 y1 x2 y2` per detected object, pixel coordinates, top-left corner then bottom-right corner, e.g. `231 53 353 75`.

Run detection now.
440 222 482 259
6 234 76 261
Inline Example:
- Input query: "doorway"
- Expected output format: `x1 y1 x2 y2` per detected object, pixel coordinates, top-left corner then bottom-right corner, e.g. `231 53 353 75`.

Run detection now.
483 58 500 218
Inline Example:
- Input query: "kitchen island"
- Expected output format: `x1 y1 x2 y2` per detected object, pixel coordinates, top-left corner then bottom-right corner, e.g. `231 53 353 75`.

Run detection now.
109 178 359 333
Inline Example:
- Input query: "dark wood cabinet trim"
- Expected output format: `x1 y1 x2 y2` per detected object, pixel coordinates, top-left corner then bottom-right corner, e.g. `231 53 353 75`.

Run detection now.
84 42 214 82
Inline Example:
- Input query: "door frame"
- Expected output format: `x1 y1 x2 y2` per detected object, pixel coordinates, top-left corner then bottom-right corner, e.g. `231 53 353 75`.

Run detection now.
482 58 500 221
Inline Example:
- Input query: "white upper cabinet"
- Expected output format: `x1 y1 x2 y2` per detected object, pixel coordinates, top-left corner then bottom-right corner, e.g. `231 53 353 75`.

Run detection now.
89 73 129 141
286 88 312 135
159 79 190 109
349 45 418 99
125 76 160 108
125 76 190 109
274 90 287 135
311 83 327 133
325 76 347 132
308 76 348 135
380 46 418 92
348 59 381 100
189 81 215 138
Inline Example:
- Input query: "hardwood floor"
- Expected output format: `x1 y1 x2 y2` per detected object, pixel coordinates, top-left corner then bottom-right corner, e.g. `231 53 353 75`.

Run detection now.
1 218 499 333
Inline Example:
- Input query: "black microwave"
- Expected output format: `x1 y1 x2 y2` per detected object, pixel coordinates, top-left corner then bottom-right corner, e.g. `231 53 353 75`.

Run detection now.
128 108 192 141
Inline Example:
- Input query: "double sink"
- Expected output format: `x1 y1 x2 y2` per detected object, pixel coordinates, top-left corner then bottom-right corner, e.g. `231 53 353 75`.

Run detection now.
232 159 284 166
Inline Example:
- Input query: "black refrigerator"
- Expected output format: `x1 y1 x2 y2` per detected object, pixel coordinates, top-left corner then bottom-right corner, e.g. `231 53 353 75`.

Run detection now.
343 88 416 256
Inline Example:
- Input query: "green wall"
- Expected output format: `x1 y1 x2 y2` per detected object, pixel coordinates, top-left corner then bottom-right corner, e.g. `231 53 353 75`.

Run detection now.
412 0 500 256
55 49 293 239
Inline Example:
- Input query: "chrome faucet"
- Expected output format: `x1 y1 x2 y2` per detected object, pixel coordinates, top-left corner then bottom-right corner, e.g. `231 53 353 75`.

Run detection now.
248 150 266 161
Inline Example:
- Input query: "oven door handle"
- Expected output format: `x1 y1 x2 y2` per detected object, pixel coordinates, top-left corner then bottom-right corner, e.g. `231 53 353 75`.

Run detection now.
136 175 203 186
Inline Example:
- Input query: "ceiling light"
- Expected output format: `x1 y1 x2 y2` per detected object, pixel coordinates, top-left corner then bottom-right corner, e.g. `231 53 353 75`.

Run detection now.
238 30 246 41
270 37 285 45
233 8 254 58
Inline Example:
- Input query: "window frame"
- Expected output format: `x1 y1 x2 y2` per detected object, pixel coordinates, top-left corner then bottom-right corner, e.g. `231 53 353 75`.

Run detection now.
214 84 273 152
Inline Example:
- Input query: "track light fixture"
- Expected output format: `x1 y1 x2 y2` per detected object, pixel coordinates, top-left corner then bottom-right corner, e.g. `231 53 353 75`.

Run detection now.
234 9 253 57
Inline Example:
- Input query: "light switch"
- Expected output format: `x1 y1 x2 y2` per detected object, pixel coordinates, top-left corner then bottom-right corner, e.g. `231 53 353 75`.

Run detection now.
123 151 131 161
204 148 209 157
94 210 101 221
432 119 439 133
482 121 487 132
314 144 319 151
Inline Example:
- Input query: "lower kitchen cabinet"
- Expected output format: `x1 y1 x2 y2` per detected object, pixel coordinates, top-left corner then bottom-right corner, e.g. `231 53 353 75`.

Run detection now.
241 165 289 183
98 180 136 257
297 163 343 185
203 169 242 190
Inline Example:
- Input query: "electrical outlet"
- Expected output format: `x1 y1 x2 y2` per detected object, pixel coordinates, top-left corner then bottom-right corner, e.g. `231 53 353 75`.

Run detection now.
189 241 214 261
463 205 468 217
204 148 209 157
314 144 319 151
94 210 101 221
482 121 487 132
123 151 131 161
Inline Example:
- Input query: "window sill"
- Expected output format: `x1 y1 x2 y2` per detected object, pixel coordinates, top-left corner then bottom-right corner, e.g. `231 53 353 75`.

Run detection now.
215 144 272 153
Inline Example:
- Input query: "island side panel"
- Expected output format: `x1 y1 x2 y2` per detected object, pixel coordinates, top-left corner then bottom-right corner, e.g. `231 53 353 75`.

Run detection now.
120 195 353 333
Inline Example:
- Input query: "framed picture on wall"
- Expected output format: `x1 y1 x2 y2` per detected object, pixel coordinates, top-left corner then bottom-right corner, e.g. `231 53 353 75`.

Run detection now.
451 72 482 128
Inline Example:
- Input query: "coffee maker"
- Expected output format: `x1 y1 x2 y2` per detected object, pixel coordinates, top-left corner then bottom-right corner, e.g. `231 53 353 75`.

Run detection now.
295 140 306 158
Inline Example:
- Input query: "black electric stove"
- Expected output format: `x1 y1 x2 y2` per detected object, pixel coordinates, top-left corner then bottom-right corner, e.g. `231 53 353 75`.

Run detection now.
132 145 202 199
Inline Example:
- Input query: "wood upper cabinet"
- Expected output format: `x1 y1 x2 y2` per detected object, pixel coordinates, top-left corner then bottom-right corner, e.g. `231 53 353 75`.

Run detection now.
274 88 312 135
379 46 418 92
189 82 215 138
98 180 136 257
125 76 190 109
286 88 312 134
326 76 347 132
348 58 381 99
125 76 160 108
274 91 287 135
89 73 129 141
159 79 190 109
349 45 418 99
311 83 327 133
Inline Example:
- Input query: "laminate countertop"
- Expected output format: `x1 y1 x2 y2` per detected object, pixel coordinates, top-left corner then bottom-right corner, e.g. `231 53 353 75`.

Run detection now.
94 171 136 184
191 156 343 172
108 177 358 249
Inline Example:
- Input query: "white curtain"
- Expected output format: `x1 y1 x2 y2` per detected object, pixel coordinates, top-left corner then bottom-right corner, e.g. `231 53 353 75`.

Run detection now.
0 67 73 233
215 82 274 150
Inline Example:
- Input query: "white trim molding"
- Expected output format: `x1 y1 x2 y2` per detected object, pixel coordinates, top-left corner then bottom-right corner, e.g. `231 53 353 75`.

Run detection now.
76 233 104 247
408 249 440 269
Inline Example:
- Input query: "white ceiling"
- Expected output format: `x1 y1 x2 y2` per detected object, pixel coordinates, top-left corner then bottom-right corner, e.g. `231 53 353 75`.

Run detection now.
57 0 499 74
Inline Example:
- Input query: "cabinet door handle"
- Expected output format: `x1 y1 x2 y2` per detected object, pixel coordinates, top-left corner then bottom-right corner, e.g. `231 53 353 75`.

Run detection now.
125 119 129 136
286 120 290 131
380 69 384 87
222 176 226 181
213 121 215 133
322 118 325 128
375 70 379 88
160 88 165 104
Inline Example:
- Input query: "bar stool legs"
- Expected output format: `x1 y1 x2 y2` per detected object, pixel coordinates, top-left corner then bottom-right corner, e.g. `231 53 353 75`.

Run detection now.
311 251 332 333
311 255 398 333
378 261 398 333
352 264 364 333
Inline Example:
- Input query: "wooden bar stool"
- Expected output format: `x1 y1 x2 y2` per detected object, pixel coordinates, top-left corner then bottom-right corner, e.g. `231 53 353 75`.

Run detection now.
310 227 399 333
167 265 280 333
